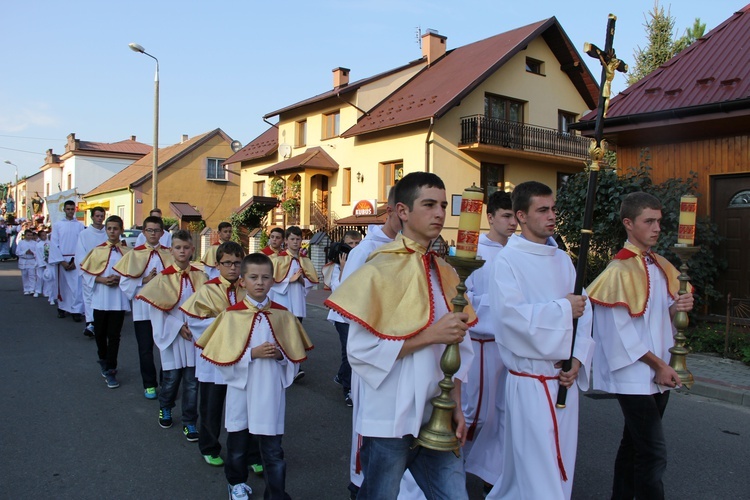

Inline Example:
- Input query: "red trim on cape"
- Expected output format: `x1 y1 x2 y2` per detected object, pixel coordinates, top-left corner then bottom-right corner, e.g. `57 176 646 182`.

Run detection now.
261 246 275 256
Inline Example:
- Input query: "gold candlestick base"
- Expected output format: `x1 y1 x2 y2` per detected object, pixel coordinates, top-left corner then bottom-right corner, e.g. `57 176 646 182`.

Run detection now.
414 256 485 456
669 245 700 389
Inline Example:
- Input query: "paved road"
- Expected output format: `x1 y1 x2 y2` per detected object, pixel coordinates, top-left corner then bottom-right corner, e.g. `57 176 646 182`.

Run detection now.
1 261 748 499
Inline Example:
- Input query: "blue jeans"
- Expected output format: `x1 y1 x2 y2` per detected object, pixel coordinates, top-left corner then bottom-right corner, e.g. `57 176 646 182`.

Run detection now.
334 321 351 393
612 392 670 500
158 367 198 425
226 431 289 500
358 435 468 500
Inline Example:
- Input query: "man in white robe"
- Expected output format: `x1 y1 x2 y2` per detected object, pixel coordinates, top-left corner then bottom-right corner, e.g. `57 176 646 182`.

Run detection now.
487 181 594 500
327 172 475 500
50 200 85 321
76 206 108 336
461 190 516 492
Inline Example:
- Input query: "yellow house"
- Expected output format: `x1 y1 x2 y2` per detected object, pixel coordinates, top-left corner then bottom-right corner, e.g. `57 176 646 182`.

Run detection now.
227 18 598 240
84 129 238 230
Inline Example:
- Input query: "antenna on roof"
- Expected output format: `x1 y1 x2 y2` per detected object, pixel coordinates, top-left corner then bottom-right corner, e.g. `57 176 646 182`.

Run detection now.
415 27 422 49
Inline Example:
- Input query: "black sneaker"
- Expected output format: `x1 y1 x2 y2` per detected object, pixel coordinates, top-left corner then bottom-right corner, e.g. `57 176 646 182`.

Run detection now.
57 309 66 319
183 424 199 442
71 313 84 323
294 369 305 383
105 370 120 389
158 408 172 428
345 392 353 407
83 323 95 338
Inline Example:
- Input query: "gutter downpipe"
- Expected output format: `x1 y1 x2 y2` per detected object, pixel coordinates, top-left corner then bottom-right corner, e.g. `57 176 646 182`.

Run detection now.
425 117 434 172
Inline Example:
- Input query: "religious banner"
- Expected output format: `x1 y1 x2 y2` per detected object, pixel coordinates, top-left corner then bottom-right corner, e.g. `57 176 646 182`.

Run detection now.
44 189 81 224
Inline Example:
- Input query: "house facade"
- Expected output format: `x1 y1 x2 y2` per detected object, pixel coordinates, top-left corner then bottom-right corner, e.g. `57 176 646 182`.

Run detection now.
84 129 239 230
228 18 598 241
572 4 750 304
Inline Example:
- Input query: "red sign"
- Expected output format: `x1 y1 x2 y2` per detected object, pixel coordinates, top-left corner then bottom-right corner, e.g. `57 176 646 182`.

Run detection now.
353 199 377 216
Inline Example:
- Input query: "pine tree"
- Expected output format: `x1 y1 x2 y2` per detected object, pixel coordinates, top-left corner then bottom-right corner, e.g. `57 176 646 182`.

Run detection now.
626 2 706 86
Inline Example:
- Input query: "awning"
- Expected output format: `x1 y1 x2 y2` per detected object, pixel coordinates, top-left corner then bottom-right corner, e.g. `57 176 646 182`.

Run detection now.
334 204 388 225
234 196 279 214
170 202 202 220
255 147 338 176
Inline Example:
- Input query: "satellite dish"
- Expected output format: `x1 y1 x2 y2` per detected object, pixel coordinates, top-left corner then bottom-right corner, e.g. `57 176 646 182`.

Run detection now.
279 143 292 159
230 140 243 153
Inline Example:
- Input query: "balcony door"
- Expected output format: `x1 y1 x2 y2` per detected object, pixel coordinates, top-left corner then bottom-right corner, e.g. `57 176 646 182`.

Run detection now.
485 94 524 148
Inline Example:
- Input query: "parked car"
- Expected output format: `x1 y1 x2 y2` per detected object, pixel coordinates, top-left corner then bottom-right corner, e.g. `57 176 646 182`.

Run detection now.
121 229 142 248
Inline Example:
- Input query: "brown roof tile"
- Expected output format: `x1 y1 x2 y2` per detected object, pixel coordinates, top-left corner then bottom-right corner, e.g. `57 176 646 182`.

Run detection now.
343 18 598 138
223 127 278 165
254 147 339 176
77 138 152 155
85 128 231 197
579 5 750 123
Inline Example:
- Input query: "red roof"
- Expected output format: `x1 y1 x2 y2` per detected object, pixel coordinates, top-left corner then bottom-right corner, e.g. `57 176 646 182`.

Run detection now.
580 5 750 123
255 147 339 176
76 138 152 155
223 127 278 165
343 18 599 138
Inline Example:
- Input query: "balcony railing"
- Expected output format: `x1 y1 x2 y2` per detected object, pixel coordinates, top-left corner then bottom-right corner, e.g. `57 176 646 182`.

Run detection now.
460 115 590 160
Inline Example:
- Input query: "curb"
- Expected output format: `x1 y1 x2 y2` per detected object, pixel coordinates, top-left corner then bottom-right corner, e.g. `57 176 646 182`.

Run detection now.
680 379 750 407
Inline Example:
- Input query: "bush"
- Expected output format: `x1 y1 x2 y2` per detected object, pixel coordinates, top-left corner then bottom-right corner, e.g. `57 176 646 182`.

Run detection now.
555 149 726 312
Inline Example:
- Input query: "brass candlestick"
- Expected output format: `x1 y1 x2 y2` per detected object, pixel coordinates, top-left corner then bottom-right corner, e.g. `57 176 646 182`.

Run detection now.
414 255 484 456
669 245 700 389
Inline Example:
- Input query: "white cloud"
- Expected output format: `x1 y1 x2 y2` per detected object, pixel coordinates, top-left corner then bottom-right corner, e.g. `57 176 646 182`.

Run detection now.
0 101 59 133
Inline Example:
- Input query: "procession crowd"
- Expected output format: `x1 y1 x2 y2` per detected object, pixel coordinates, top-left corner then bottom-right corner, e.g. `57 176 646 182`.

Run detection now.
9 171 692 500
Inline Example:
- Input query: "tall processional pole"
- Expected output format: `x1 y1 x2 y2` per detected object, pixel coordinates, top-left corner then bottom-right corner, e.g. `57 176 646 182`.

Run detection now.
556 14 627 408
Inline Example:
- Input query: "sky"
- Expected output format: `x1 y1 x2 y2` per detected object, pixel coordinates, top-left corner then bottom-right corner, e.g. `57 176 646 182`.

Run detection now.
1 0 743 183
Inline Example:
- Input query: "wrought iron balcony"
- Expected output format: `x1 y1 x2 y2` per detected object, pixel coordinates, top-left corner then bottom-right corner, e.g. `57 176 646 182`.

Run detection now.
460 115 590 161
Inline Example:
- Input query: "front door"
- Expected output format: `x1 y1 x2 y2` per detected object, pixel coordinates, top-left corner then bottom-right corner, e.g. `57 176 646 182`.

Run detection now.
711 173 750 307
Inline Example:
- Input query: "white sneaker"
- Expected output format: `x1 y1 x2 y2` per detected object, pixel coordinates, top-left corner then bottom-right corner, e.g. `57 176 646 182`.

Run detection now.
33 293 39 298
227 483 252 500
49 301 56 306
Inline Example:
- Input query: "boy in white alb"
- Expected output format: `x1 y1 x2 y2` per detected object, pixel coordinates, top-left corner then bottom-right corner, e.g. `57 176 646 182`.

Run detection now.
17 230 38 295
136 230 206 442
182 241 264 474
326 172 476 500
487 181 594 500
461 190 516 494
134 208 173 248
588 192 693 499
197 253 312 500
114 216 173 399
34 228 55 302
50 200 85 321
271 225 318 381
76 206 108 337
201 222 234 280
80 215 131 389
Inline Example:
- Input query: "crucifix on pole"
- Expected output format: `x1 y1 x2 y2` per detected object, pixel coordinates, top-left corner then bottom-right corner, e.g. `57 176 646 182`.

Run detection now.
556 14 628 409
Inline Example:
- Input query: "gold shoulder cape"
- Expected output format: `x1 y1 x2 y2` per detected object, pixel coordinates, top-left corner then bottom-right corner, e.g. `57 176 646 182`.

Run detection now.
587 241 686 317
136 265 208 312
113 244 173 278
196 299 313 365
180 276 246 319
273 251 319 284
325 234 477 340
201 243 219 268
80 241 131 276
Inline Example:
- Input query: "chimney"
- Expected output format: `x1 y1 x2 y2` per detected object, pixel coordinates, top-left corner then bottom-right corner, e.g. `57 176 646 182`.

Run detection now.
130 135 136 141
181 134 189 143
421 29 447 66
333 67 350 88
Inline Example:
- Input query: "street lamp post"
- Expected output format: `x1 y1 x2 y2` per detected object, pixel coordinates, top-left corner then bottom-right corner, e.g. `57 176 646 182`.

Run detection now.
128 42 159 210
4 160 19 215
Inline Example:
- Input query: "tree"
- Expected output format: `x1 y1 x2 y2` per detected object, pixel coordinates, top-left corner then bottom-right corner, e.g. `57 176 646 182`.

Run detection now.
627 2 705 86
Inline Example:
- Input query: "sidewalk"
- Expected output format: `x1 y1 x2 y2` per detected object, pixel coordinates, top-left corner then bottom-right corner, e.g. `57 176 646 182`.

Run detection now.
308 287 750 407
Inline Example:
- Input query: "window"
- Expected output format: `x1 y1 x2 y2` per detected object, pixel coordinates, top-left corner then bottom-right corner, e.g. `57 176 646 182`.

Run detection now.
380 161 404 201
253 181 265 197
207 158 227 181
485 94 524 123
526 57 544 75
342 168 351 205
480 163 505 203
296 120 307 147
323 111 340 139
729 190 750 207
117 205 125 219
558 111 578 134
67 173 72 190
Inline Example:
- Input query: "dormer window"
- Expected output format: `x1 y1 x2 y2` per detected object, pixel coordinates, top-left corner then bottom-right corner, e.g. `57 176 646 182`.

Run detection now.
526 57 544 75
